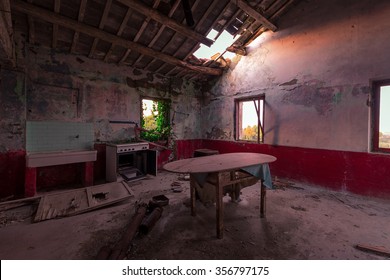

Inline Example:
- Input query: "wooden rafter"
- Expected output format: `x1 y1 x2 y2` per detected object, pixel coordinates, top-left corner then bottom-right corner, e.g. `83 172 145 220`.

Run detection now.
232 0 277 31
0 0 14 64
128 0 181 67
116 0 213 47
27 0 35 44
242 0 296 48
89 0 112 58
214 8 240 41
168 0 231 77
104 7 133 62
270 0 296 20
145 0 203 72
52 0 60 48
117 0 161 64
11 0 223 76
70 0 87 53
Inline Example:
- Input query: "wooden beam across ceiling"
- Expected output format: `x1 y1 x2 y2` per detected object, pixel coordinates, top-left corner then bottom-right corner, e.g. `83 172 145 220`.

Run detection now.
70 0 87 53
116 0 214 47
117 0 162 64
0 0 14 65
52 0 61 48
27 0 35 44
128 0 181 67
145 0 202 71
232 0 277 31
89 0 112 58
11 0 223 76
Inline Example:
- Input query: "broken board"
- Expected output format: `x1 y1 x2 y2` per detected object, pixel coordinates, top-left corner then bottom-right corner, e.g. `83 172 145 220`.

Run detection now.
34 182 134 222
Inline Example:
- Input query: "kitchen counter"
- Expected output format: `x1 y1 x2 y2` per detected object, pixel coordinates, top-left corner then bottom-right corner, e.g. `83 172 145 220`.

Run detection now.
25 150 97 197
26 150 97 167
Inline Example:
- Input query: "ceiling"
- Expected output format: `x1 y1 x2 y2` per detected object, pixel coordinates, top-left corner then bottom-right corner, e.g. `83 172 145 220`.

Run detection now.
2 0 299 81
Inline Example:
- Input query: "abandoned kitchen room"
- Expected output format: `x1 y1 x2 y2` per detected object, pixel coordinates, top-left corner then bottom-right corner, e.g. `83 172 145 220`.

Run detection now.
0 0 390 261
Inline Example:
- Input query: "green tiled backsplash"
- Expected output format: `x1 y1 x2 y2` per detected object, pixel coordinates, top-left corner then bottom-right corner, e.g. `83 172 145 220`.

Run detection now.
26 121 94 152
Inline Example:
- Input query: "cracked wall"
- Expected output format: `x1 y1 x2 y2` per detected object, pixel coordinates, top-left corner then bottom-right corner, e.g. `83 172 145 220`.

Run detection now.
0 39 203 197
2 42 203 150
202 0 390 153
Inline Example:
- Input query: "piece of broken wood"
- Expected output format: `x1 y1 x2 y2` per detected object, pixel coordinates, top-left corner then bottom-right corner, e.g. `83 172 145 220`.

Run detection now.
34 181 134 222
0 196 41 212
355 244 390 258
108 204 147 260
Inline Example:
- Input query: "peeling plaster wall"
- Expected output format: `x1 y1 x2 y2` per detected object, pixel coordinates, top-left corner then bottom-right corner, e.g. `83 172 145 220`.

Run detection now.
203 0 390 153
24 46 202 143
0 69 25 153
0 39 203 197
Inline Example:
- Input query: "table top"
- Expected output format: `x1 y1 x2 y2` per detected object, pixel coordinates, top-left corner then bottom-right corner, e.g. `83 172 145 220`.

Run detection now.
163 152 276 174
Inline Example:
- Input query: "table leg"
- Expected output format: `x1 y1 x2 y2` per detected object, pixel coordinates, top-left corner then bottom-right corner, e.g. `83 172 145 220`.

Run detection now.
190 175 196 216
260 180 266 218
215 173 223 239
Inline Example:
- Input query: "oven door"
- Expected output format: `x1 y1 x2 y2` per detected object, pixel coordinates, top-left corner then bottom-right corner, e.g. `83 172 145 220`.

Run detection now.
147 149 157 176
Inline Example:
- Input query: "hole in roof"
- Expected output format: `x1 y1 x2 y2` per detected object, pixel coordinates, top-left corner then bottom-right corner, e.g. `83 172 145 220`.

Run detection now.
193 29 239 60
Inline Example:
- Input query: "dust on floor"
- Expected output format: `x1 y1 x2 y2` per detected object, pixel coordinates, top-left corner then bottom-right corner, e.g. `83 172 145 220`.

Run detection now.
0 171 389 260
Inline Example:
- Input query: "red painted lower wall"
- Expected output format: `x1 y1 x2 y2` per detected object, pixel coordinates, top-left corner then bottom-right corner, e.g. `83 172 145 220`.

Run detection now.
0 150 26 199
175 139 390 199
1 140 389 199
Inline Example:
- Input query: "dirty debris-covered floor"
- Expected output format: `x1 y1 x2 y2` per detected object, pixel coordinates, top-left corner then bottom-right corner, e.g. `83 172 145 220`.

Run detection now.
0 171 389 260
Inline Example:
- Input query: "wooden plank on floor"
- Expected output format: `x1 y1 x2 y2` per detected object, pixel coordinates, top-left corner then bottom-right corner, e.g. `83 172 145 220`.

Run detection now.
33 182 134 222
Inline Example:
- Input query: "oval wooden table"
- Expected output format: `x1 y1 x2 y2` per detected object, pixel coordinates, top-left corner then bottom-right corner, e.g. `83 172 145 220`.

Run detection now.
163 152 276 239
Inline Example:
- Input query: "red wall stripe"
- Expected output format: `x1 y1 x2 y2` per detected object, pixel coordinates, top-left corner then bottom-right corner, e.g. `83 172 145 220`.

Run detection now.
175 139 390 198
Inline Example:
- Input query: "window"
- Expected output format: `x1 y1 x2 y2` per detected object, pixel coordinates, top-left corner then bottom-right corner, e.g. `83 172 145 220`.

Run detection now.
140 98 171 143
235 95 265 143
372 80 390 152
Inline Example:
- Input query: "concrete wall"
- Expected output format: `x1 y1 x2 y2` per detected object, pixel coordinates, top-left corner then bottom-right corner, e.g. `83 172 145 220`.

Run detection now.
24 46 203 143
195 0 390 198
202 0 390 153
0 41 204 198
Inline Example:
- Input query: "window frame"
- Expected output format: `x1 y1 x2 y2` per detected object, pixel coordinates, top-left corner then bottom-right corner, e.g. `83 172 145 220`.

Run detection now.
372 79 390 153
234 94 265 144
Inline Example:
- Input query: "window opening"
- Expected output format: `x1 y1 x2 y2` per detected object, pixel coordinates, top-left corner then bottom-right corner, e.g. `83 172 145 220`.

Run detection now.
193 29 238 60
373 81 390 152
235 96 264 143
140 98 171 144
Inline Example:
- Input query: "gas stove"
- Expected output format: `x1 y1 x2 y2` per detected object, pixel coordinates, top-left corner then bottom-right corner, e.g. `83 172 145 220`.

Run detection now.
106 141 149 153
106 141 155 182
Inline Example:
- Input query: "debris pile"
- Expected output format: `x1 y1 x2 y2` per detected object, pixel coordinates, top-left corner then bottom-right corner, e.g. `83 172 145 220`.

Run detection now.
96 195 169 260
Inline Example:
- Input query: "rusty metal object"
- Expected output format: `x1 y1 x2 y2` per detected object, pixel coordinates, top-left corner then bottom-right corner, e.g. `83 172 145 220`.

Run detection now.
139 207 163 235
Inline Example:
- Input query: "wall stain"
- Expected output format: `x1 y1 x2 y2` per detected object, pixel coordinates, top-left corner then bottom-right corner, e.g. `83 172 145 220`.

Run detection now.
39 62 71 75
279 78 298 86
205 126 231 139
281 80 343 115
352 85 370 96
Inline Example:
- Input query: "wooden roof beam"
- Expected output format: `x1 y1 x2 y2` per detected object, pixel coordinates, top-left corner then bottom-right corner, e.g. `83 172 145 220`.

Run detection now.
11 0 222 76
104 7 133 62
144 0 203 71
52 0 60 48
116 0 213 47
0 0 14 65
117 0 161 64
70 0 87 53
232 0 277 31
167 0 231 77
126 0 181 66
89 0 112 58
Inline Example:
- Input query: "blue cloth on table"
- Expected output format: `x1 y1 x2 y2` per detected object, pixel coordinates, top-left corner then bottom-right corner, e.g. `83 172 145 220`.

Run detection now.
241 164 273 189
192 163 273 189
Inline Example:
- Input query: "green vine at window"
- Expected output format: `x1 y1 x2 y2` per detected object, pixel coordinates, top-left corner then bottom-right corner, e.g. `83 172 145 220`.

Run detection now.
141 99 171 142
